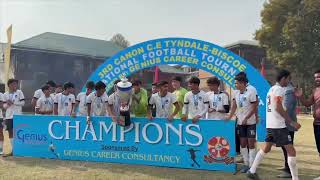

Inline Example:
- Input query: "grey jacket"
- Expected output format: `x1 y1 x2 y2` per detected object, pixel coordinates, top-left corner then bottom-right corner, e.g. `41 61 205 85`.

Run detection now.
283 84 298 131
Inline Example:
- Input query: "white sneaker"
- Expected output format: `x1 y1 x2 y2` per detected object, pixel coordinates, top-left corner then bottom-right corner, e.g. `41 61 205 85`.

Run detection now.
314 176 320 180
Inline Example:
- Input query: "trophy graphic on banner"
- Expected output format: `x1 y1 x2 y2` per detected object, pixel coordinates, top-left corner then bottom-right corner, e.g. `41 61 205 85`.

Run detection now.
116 78 132 127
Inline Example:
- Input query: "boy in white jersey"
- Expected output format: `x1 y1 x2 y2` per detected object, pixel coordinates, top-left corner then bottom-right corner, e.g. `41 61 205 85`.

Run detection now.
2 79 25 156
181 77 209 123
53 82 76 116
86 81 108 124
247 70 301 180
227 76 258 173
147 81 180 121
35 85 54 115
0 92 4 154
31 80 56 110
206 77 229 120
75 81 95 116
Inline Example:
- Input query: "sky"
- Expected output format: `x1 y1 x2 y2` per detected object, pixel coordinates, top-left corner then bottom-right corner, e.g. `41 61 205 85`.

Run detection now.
0 0 266 46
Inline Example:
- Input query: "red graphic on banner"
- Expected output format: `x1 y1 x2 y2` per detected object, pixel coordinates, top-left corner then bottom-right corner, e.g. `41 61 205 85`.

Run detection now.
203 136 234 164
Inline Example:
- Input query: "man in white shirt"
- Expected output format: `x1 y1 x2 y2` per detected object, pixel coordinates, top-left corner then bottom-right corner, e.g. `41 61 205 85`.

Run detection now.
247 70 301 180
227 76 258 173
206 77 229 120
147 81 180 121
2 79 25 156
31 80 56 109
86 81 108 124
181 77 209 123
75 81 95 116
53 82 76 116
35 85 54 115
0 92 4 155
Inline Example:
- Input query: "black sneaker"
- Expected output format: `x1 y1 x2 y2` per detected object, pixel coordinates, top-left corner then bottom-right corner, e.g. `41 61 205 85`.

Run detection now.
2 152 13 157
240 165 250 173
247 171 259 180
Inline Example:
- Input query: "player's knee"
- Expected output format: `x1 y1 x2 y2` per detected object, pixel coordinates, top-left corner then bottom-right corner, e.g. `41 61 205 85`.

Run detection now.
262 146 271 153
286 147 296 156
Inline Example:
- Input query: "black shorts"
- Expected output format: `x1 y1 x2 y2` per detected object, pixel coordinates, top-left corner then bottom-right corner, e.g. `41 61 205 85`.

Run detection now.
265 128 293 147
238 124 256 138
4 119 13 131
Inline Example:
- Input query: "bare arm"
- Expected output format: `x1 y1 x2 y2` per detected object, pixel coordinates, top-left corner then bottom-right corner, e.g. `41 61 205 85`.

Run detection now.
299 95 314 107
244 101 258 121
227 99 237 119
275 97 300 129
171 102 180 118
31 98 38 109
53 104 58 115
87 103 91 116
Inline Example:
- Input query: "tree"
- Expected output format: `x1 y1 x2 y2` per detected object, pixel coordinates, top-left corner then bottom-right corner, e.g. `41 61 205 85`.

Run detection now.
110 33 130 49
256 0 320 93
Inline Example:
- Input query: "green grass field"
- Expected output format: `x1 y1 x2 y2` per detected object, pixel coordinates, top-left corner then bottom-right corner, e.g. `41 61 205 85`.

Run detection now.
0 115 318 180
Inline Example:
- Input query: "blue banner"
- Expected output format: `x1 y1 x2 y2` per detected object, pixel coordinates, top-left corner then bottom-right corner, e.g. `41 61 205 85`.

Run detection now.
85 38 271 142
13 115 236 173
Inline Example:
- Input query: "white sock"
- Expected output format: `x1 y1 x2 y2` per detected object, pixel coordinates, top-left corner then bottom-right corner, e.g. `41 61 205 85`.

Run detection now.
249 149 265 173
249 148 256 167
240 148 249 166
288 156 299 180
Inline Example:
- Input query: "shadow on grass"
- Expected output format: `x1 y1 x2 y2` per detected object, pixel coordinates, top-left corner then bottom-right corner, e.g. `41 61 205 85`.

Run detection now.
1 156 319 180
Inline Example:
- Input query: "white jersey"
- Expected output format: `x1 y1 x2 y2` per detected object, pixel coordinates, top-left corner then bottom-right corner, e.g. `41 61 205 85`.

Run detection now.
76 92 89 116
3 90 25 119
0 93 3 119
233 87 257 125
54 93 76 116
149 92 177 118
87 92 108 116
206 91 229 120
33 89 45 99
108 92 132 116
266 84 286 129
182 90 209 119
35 96 54 115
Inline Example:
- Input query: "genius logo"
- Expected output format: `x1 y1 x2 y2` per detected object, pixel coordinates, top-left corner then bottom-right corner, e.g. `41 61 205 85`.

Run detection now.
15 124 48 145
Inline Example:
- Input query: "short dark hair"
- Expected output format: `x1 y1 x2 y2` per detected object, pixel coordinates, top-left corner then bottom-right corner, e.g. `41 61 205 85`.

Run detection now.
7 79 18 86
236 72 248 83
63 82 75 90
172 76 182 82
95 81 106 90
157 81 168 87
235 76 248 83
236 72 247 78
86 81 95 89
152 82 158 86
46 80 56 88
207 77 220 86
188 76 200 85
315 69 320 74
276 69 291 82
41 85 50 91
132 80 142 86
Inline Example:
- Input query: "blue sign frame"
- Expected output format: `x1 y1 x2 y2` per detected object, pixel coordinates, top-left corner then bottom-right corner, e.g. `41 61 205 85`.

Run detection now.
85 38 270 141
14 115 236 173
